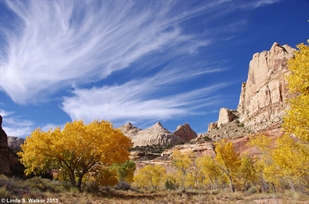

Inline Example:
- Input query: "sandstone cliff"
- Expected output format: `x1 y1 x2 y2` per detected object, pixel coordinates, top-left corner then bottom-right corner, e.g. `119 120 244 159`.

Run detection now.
237 42 294 130
208 42 294 131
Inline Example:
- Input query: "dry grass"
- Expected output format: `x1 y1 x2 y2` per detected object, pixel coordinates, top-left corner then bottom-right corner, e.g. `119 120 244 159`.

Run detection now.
0 175 308 204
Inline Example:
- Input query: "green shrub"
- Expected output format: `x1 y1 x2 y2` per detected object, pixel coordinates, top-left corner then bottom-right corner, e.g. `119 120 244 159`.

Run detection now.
24 177 59 193
247 186 258 195
165 179 177 190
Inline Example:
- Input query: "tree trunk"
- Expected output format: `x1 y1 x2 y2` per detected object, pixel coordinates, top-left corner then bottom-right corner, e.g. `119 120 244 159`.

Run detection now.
69 173 76 187
77 176 83 190
229 177 235 192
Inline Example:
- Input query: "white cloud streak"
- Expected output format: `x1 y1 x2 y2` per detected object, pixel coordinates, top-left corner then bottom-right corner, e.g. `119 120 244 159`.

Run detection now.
0 0 225 104
62 69 230 124
0 109 13 117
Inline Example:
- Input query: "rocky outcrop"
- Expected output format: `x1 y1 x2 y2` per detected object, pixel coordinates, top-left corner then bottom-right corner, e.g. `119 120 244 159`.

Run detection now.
0 116 25 177
237 42 294 130
118 122 141 137
195 119 252 143
173 123 197 142
0 116 15 176
208 122 218 131
217 108 237 127
161 143 215 158
8 136 25 153
126 122 184 147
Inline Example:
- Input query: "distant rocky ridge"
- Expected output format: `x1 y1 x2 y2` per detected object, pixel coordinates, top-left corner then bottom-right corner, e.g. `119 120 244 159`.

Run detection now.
208 42 295 132
119 122 197 147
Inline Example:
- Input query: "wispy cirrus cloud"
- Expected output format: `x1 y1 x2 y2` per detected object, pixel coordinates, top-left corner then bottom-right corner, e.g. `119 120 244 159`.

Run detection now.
62 67 230 124
0 0 225 104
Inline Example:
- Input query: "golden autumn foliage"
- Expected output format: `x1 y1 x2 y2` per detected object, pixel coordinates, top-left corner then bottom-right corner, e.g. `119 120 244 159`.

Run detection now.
133 165 166 190
171 150 194 190
284 41 309 143
214 139 240 192
271 135 309 186
18 120 132 189
238 154 257 189
249 134 278 189
196 155 224 187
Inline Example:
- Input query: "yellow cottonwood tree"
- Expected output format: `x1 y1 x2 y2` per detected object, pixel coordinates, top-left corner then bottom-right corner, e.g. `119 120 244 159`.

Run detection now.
196 155 225 188
134 165 166 190
18 120 132 189
272 135 309 188
238 154 257 189
214 139 241 192
171 150 193 190
284 41 309 142
249 134 279 192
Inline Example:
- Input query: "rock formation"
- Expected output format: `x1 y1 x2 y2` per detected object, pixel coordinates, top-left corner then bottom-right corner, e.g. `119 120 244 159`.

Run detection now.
0 115 14 176
173 123 197 142
7 136 25 153
118 122 141 137
208 42 295 132
217 108 237 127
208 122 218 131
237 42 294 130
122 122 184 147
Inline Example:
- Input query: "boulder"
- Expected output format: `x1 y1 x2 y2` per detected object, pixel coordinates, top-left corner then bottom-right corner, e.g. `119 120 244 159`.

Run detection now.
173 123 197 142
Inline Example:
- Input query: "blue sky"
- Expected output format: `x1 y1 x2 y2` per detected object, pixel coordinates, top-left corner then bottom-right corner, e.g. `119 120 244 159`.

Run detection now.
0 0 308 137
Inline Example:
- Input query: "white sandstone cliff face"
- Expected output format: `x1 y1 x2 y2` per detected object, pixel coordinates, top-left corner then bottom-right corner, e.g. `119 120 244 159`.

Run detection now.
207 42 295 132
237 42 295 130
